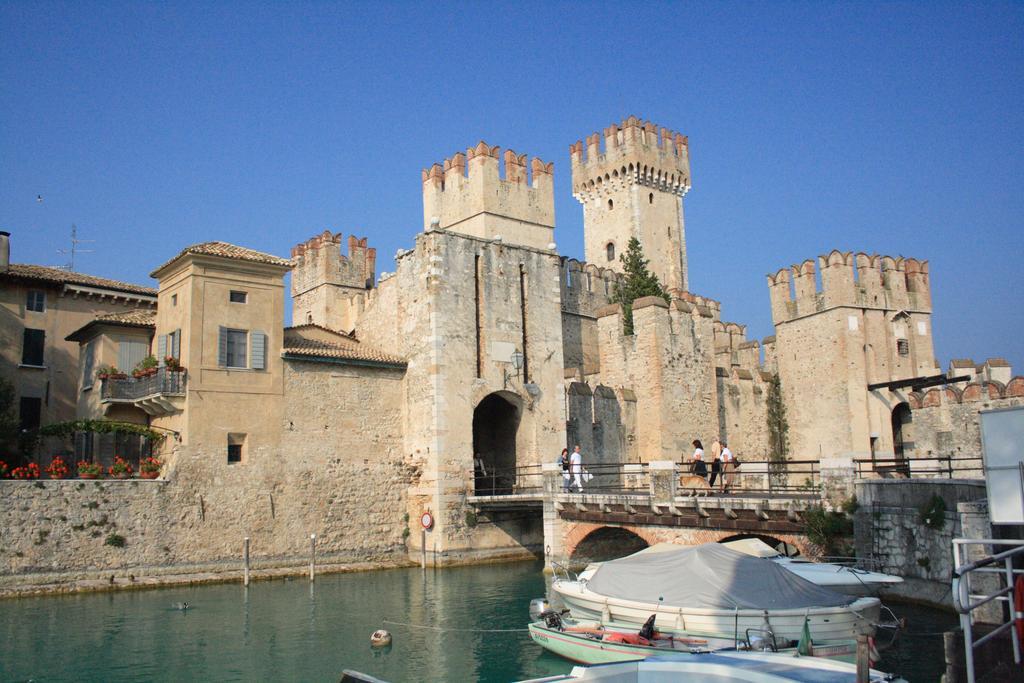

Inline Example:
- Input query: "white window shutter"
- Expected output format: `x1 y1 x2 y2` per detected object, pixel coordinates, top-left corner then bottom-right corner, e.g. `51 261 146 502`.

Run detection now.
218 327 228 367
157 334 167 365
252 331 267 370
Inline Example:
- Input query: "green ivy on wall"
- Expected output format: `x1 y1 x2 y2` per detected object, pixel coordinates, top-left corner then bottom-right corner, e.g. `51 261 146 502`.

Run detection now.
39 419 166 444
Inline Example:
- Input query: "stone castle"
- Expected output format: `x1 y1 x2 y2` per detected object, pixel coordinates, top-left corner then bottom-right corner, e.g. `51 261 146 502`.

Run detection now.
2 116 1020 577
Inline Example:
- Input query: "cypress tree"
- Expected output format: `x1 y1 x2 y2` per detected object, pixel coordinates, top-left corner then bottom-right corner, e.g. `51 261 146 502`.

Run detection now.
610 237 670 335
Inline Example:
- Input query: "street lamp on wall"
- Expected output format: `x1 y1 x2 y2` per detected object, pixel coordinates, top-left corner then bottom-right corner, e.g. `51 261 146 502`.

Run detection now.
504 350 524 389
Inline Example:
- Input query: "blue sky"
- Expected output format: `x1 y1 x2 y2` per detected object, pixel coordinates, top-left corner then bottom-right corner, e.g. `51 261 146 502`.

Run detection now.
2 2 1022 371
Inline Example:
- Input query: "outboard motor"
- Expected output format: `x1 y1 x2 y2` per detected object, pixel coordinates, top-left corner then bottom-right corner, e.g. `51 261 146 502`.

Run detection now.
529 598 551 621
639 614 657 640
539 610 564 630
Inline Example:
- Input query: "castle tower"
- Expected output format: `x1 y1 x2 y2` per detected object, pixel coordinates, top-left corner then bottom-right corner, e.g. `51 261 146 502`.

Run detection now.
291 231 377 329
422 142 555 250
766 251 936 460
571 116 692 290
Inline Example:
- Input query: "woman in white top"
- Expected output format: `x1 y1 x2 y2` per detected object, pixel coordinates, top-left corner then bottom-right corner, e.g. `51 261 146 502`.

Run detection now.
720 442 733 492
690 439 708 479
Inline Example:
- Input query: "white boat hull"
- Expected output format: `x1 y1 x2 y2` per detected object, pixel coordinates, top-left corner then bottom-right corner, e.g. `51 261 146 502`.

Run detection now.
552 579 881 643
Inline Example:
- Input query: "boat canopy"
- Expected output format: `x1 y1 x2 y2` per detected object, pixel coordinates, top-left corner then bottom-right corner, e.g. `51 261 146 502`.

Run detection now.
585 543 855 610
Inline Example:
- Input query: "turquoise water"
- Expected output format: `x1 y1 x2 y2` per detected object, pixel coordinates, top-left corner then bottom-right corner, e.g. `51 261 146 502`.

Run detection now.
0 561 956 682
0 562 571 683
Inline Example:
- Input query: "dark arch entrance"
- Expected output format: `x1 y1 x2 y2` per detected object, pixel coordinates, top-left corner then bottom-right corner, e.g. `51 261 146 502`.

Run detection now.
891 402 912 472
571 527 648 567
472 393 521 495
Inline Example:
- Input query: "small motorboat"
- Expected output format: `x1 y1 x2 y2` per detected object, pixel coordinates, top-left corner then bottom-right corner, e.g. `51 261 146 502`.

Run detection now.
722 538 904 596
551 543 882 645
528 610 859 665
515 653 906 682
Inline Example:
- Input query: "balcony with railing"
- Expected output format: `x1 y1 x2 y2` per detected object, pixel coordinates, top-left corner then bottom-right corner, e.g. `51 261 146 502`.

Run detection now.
100 368 187 416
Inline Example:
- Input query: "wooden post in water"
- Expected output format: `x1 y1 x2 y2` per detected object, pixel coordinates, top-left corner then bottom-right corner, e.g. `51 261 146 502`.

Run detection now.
243 537 250 587
855 634 869 683
309 533 316 582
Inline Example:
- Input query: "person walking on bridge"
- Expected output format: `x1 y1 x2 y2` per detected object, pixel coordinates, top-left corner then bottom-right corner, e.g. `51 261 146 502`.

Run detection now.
708 437 723 489
720 442 734 493
558 448 571 492
569 445 584 493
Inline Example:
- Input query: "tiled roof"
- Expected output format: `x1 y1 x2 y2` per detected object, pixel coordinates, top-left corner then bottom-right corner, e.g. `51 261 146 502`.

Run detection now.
66 309 156 342
93 309 157 326
950 359 976 368
150 241 293 276
283 328 405 367
1 263 156 296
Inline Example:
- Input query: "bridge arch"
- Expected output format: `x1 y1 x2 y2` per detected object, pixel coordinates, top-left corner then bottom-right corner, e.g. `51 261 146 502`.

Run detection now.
472 391 522 495
569 526 651 565
559 522 815 565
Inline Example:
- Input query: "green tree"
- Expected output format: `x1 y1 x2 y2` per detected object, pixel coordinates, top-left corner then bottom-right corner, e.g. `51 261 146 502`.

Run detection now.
610 237 670 335
0 377 20 454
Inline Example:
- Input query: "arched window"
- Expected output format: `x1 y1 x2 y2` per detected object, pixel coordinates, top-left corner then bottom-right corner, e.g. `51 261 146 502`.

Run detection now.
606 242 615 262
607 199 614 210
649 193 654 204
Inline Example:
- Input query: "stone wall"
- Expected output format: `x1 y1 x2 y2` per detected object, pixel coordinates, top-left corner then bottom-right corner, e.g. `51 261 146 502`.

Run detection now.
715 368 770 459
565 382 637 466
853 479 986 589
560 258 619 375
909 378 1024 465
595 297 718 461
0 360 415 585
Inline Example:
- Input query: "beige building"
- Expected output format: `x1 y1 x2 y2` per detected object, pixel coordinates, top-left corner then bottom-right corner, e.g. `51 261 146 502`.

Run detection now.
0 231 156 446
16 116 1015 575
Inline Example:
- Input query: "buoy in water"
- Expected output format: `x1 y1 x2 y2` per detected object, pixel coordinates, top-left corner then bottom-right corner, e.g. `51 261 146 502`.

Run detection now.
370 629 392 648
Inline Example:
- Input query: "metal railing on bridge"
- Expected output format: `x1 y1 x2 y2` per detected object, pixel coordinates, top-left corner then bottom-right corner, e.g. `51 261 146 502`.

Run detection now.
473 464 544 496
472 459 826 498
853 455 984 480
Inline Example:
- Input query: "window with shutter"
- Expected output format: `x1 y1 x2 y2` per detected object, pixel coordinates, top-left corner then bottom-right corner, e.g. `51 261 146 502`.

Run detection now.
118 340 148 373
157 334 168 364
171 329 181 359
224 329 248 368
218 327 228 367
251 331 266 370
26 290 46 312
21 329 45 366
82 341 96 391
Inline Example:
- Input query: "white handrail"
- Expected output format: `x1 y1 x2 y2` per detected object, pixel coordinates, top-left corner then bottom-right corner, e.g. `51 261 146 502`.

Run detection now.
951 537 1024 683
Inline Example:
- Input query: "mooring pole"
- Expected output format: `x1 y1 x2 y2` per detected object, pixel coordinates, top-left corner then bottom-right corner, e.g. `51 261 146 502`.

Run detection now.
309 533 316 582
855 634 869 683
243 537 250 587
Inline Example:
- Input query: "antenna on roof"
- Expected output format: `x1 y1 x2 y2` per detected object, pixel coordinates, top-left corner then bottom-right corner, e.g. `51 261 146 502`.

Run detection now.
56 224 94 271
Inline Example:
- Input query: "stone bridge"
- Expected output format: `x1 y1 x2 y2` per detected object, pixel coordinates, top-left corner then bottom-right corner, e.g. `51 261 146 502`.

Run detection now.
470 461 832 568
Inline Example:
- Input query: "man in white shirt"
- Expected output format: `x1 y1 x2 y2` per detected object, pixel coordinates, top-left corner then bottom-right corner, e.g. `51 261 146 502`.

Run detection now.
720 442 733 493
569 445 584 493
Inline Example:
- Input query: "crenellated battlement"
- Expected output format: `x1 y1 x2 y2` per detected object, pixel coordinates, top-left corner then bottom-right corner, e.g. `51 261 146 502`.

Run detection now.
291 230 376 297
422 141 555 250
767 250 932 324
570 115 691 200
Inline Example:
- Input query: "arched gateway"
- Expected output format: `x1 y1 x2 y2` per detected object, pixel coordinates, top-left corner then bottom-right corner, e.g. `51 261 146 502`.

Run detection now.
472 392 521 495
